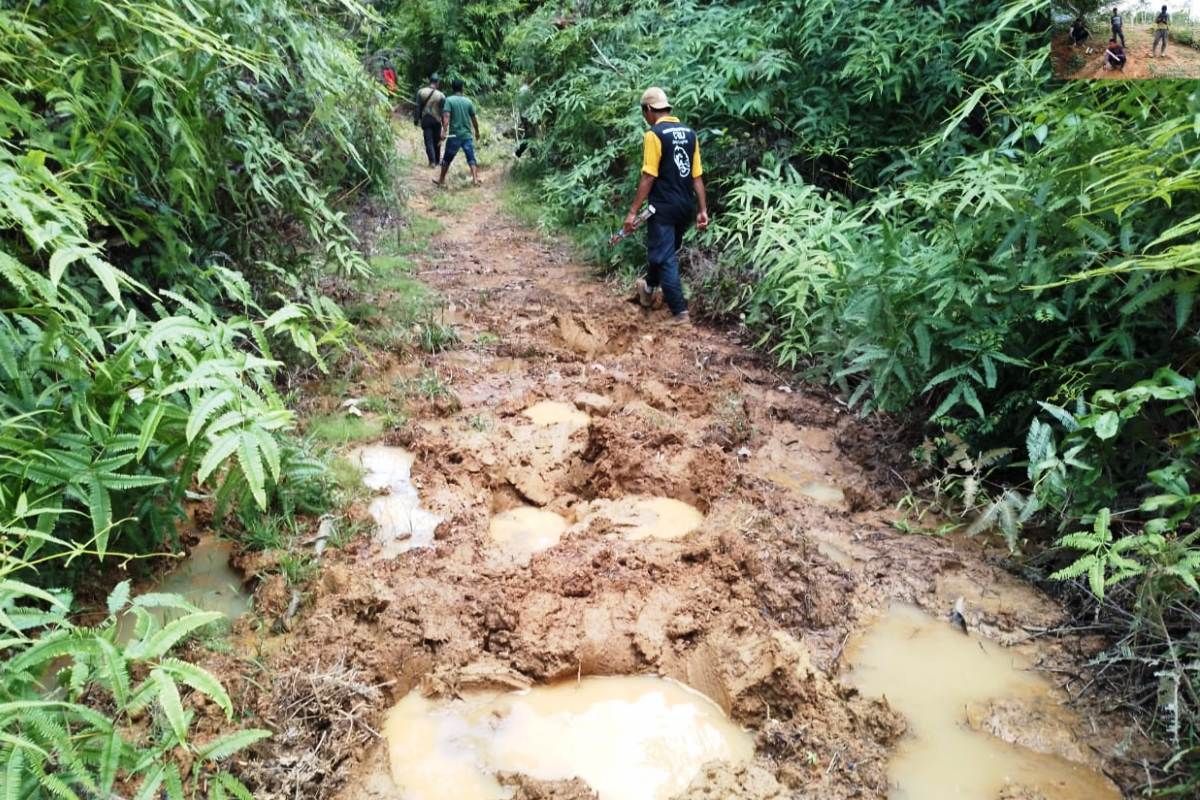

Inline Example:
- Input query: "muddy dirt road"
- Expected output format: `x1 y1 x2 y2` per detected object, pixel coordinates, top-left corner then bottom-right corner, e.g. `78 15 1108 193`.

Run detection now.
233 133 1150 799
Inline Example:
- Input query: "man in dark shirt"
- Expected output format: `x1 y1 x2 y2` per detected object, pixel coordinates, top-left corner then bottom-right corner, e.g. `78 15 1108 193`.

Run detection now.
1153 6 1169 56
414 74 445 168
622 87 709 324
1110 8 1125 47
1069 17 1089 47
1105 37 1127 70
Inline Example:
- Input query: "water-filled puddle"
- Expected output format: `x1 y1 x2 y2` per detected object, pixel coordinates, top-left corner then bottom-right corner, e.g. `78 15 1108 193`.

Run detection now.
766 469 845 506
521 400 589 429
383 675 753 800
846 604 1121 800
156 535 250 620
578 496 703 541
355 445 441 556
110 535 250 648
488 506 568 562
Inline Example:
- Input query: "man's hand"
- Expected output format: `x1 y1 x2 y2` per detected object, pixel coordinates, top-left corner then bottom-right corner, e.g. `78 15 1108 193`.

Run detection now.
696 210 710 231
623 212 638 235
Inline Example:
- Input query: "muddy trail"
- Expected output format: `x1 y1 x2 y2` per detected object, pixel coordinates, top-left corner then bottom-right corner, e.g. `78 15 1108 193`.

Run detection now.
210 132 1154 800
1053 26 1200 79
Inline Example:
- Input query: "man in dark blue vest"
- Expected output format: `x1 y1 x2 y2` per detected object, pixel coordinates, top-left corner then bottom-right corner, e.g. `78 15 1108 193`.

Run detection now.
622 87 709 324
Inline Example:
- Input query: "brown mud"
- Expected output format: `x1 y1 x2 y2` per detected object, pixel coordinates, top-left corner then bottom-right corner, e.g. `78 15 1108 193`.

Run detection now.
204 132 1156 799
1053 26 1200 79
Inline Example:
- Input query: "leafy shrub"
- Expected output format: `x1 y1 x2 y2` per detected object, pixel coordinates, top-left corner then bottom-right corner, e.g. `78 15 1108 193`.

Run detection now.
1 517 268 799
0 0 395 566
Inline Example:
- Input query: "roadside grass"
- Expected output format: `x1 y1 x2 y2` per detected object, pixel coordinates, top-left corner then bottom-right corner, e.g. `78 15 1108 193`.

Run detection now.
306 412 386 445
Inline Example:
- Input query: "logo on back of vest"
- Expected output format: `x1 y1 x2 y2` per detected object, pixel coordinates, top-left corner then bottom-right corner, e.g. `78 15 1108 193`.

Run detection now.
672 144 691 178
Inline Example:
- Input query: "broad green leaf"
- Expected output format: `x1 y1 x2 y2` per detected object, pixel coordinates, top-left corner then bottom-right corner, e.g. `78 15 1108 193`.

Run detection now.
151 668 188 744
106 580 131 616
197 728 273 762
160 657 232 716
1092 411 1119 440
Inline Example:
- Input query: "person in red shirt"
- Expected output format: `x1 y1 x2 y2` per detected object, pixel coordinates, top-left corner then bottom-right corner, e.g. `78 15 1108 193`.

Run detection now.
381 65 398 94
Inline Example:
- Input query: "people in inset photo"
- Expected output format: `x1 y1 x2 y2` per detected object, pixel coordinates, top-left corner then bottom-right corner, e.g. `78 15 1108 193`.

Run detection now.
1070 16 1090 48
1105 36 1127 71
1152 5 1170 57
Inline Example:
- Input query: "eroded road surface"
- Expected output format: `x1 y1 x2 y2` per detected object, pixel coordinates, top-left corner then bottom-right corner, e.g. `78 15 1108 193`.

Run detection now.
242 134 1146 799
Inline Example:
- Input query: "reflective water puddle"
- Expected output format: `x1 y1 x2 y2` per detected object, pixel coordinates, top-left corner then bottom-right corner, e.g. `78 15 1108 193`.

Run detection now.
155 535 250 621
521 400 590 429
355 445 441 556
488 506 568 563
577 496 703 541
846 604 1121 800
383 676 753 800
765 469 845 506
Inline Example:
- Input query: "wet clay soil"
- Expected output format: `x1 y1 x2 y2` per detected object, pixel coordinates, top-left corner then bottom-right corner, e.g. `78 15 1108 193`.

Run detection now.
226 133 1149 799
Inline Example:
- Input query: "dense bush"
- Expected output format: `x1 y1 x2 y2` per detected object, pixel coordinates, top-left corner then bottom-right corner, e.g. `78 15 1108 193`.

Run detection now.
364 0 542 91
0 0 394 566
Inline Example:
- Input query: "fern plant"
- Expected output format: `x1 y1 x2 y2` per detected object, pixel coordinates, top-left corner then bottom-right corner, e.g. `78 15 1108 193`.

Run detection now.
1 513 269 799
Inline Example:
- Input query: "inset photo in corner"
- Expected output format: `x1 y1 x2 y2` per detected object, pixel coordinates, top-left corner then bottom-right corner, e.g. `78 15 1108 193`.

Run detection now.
1052 1 1200 79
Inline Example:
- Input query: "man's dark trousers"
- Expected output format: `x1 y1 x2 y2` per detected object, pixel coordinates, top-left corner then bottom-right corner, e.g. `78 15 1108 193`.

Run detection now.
421 115 442 166
646 217 688 315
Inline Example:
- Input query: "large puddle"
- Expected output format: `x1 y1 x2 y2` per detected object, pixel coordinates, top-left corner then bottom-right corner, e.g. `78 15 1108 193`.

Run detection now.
356 445 442 556
578 496 703 541
110 535 250 648
488 506 568 562
521 400 590 429
383 676 753 800
846 604 1121 800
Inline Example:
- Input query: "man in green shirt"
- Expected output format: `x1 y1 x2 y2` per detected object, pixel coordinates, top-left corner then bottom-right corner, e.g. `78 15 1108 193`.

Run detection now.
434 79 481 187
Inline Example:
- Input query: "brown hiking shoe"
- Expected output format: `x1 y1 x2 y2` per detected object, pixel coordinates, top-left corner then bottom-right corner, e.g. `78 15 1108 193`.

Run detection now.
670 311 691 325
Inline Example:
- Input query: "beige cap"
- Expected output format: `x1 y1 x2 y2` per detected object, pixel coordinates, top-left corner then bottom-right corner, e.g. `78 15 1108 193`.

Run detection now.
640 86 671 110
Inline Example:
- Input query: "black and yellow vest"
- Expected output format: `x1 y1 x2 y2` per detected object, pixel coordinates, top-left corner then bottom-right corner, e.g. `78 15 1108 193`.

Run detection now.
648 119 698 224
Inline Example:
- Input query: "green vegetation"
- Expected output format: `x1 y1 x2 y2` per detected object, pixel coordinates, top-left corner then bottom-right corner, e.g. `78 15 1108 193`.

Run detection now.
306 413 387 445
381 0 1200 789
0 0 394 564
2 541 267 799
1 0 394 794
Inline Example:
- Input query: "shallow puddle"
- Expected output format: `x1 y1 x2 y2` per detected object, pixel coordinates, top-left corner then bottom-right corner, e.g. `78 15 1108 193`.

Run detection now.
766 469 845 506
383 676 753 800
580 496 704 541
110 535 249 648
355 445 441 556
846 604 1120 800
521 400 589 428
488 506 568 562
156 536 250 620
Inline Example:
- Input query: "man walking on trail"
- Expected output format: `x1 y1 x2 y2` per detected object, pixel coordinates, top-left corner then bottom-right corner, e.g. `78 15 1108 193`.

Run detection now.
623 87 708 325
434 79 481 187
414 74 445 168
1153 5 1169 57
1110 7 1125 48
